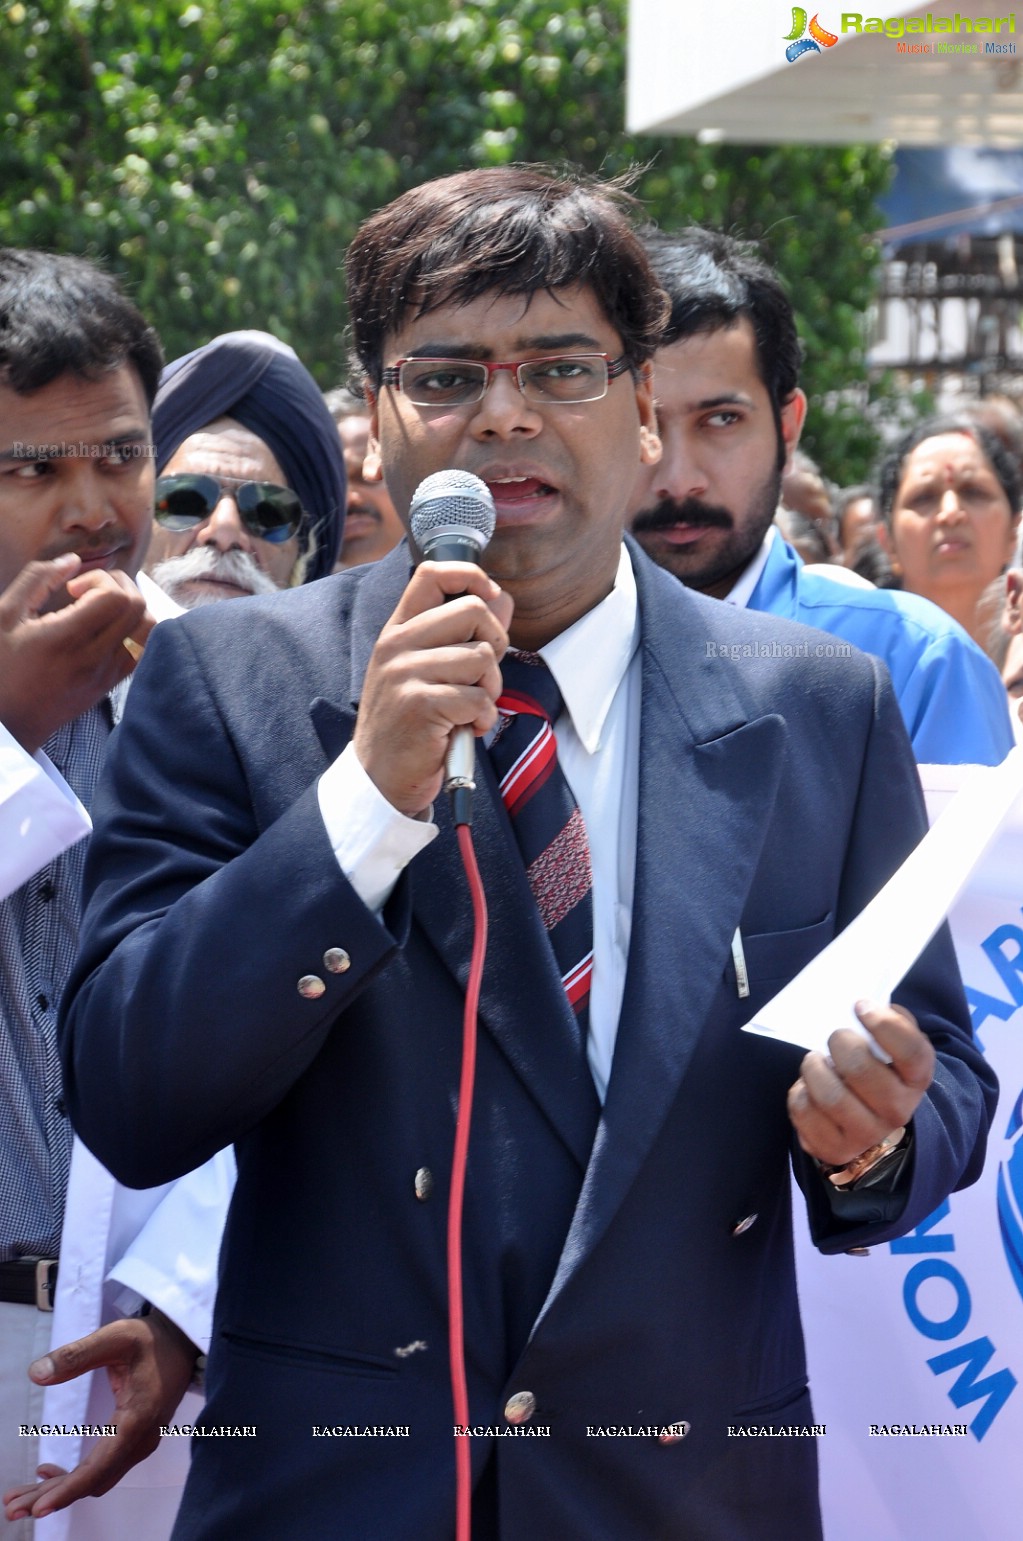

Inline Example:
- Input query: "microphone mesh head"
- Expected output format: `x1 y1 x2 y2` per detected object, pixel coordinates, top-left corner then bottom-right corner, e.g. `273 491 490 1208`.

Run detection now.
409 470 496 551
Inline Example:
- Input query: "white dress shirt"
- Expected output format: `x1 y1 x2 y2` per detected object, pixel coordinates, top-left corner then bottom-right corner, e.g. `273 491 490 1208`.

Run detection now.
0 724 91 902
318 543 642 1102
723 524 776 609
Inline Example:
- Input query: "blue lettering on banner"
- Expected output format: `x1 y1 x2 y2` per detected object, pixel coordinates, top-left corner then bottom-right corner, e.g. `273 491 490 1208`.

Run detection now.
926 1339 1018 1441
998 1091 1023 1301
890 1198 954 1254
890 1203 1018 1439
885 908 1023 1437
981 923 1023 1006
965 984 1016 1045
903 1260 972 1340
963 913 1023 1046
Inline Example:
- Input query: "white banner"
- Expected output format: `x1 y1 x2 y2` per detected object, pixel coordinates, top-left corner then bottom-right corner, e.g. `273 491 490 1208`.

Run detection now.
797 766 1023 1540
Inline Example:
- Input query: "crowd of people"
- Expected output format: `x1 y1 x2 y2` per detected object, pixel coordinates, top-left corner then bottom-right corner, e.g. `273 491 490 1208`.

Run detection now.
773 399 1023 737
0 165 1016 1540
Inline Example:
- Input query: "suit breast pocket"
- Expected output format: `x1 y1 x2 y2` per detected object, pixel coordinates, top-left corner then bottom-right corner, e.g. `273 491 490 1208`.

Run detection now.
732 912 834 1000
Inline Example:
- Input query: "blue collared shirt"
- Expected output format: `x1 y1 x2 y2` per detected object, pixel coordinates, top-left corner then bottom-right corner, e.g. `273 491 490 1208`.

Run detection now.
738 533 1014 766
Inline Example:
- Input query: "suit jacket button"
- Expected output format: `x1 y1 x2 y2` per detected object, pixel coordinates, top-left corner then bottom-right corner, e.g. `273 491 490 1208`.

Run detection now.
324 947 351 974
504 1391 536 1425
414 1167 433 1201
297 974 326 999
732 1214 758 1236
657 1420 690 1445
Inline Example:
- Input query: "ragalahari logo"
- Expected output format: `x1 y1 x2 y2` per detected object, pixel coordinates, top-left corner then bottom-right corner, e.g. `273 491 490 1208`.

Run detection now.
784 9 839 60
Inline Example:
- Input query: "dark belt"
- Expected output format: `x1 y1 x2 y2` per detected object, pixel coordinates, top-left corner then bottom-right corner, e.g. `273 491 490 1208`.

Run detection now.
0 1259 57 1310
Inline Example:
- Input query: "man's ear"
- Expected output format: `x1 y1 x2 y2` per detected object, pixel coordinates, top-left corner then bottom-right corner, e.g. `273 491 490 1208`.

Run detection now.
636 363 661 465
639 424 661 466
780 388 808 471
362 435 383 483
362 390 383 482
1006 568 1023 634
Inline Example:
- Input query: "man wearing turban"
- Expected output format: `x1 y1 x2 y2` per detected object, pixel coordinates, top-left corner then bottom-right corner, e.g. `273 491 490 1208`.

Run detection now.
146 331 345 608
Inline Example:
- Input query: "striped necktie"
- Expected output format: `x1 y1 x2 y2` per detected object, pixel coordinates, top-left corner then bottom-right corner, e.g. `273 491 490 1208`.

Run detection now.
490 650 594 1040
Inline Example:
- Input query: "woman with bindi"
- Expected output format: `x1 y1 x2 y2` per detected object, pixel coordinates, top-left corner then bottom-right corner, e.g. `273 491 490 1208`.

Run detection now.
878 417 1021 645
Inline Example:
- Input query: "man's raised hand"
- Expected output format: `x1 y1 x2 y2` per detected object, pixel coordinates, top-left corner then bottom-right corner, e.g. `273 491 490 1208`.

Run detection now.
0 555 154 753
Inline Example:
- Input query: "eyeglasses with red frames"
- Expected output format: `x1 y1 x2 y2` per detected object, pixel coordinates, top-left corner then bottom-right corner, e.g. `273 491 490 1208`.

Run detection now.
379 353 631 408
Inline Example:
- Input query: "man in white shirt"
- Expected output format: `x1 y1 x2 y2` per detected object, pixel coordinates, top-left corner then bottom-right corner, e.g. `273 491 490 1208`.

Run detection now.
0 251 233 1541
0 249 193 1537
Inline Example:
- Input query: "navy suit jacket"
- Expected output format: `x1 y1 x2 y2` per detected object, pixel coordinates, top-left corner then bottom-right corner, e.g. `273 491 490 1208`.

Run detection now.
61 541 995 1540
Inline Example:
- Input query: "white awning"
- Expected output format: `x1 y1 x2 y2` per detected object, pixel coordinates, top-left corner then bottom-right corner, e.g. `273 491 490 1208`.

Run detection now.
627 2 1023 146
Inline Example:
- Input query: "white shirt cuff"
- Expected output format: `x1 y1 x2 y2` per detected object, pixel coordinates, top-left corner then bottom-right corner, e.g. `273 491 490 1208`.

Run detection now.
317 743 438 914
103 1149 237 1351
0 721 91 900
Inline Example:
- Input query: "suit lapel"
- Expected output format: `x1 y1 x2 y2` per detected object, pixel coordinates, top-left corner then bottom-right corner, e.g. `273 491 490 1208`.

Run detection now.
533 552 789 1327
309 544 599 1173
308 547 412 762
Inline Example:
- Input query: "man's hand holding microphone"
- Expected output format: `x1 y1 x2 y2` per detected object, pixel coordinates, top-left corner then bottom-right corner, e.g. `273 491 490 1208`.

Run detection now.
353 472 510 823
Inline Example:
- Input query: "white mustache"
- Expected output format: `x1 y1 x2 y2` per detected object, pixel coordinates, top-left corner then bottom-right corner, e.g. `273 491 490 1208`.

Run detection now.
149 547 280 608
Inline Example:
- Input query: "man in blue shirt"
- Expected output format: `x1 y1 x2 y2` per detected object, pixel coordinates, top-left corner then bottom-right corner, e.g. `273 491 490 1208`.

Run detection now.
627 228 1014 766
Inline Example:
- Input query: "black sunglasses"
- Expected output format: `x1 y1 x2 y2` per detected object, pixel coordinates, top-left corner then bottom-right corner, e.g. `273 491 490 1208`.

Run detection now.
154 474 303 544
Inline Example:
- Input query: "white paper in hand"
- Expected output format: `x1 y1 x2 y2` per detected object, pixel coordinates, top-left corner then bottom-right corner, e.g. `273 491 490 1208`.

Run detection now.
741 746 1023 1055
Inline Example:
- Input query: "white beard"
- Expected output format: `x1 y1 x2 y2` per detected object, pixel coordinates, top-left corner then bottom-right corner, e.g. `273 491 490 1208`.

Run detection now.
148 546 281 608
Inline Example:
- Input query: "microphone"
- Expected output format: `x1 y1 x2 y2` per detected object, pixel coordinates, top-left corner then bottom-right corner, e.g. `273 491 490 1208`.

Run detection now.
409 469 496 564
409 471 497 826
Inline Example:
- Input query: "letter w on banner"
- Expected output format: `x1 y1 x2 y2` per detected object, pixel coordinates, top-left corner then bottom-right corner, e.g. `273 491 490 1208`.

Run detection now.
795 763 1023 1541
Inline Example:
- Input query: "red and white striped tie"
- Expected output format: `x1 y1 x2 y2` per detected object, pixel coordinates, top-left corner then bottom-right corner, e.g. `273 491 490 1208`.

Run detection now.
490 650 593 1038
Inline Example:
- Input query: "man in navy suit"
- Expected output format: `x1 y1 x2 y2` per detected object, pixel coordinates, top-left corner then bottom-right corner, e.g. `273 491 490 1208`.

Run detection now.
60 168 996 1540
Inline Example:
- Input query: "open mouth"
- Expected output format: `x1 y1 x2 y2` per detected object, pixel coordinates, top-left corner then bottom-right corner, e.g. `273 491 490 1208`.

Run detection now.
485 475 558 514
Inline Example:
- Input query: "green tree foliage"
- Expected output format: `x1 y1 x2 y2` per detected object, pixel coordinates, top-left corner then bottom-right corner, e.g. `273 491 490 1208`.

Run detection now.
0 0 892 481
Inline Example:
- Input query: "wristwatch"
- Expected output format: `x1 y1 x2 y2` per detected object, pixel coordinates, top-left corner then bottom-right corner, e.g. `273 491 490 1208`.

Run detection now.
819 1126 910 1192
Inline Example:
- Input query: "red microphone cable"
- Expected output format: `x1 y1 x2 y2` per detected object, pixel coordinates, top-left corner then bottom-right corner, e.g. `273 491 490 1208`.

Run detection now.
408 468 499 1540
448 818 488 1541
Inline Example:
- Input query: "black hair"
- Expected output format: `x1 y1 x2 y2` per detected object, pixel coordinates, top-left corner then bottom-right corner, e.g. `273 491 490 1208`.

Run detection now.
979 574 1012 671
347 166 668 390
876 416 1022 527
640 227 802 428
0 248 162 404
836 483 875 516
849 535 898 589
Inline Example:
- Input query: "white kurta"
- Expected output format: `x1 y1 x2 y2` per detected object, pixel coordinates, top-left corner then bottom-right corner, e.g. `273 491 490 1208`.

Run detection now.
0 575 235 1539
37 1144 235 1541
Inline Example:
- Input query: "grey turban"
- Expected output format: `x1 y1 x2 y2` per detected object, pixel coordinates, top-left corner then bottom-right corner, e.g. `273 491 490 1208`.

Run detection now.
152 330 345 581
